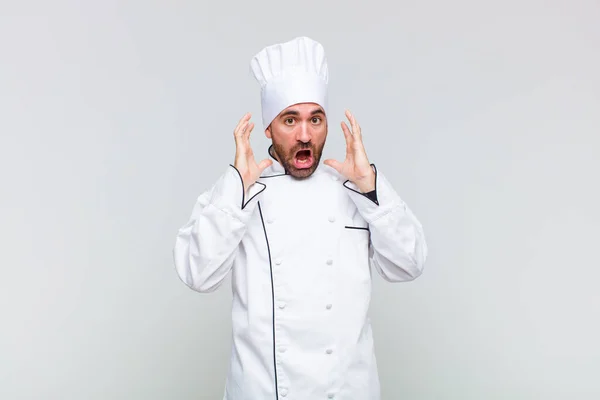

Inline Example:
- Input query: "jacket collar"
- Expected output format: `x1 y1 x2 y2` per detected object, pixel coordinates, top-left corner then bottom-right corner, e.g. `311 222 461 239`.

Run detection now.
261 144 289 177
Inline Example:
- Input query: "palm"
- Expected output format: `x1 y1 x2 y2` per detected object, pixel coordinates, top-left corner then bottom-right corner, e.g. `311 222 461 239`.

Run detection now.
242 149 262 183
339 139 371 180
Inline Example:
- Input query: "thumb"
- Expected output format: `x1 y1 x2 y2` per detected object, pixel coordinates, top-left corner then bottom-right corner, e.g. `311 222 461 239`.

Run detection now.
258 158 273 172
324 159 343 173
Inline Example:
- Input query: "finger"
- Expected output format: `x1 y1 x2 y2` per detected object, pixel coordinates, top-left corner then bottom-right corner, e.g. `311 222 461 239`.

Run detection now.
234 125 247 148
344 109 353 131
236 112 251 130
244 122 255 140
235 122 252 144
234 113 251 137
341 121 353 139
341 121 354 152
258 158 273 172
346 109 361 137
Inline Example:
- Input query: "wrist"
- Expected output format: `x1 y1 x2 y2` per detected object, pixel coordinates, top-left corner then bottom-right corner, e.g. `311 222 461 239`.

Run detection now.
353 172 376 193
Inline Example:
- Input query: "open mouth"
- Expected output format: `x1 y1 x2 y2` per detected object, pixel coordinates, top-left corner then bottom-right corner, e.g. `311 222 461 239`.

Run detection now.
293 149 314 169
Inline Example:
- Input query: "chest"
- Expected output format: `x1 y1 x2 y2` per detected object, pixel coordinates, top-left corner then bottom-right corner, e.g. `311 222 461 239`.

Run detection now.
256 174 363 241
240 172 373 308
251 173 369 273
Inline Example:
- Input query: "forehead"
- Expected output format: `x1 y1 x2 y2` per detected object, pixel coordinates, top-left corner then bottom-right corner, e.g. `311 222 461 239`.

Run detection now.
279 102 325 116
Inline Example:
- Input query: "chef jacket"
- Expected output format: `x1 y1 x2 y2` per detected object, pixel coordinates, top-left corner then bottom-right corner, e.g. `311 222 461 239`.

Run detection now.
173 145 428 399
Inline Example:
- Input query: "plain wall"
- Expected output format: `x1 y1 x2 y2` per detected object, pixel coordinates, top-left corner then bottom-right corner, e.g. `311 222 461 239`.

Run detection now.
1 0 599 399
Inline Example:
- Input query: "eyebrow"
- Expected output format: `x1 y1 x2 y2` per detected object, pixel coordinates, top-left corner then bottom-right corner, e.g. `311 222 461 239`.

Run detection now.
279 108 325 118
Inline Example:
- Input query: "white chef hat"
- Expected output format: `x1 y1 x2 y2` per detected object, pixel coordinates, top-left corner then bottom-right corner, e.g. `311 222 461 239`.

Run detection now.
250 36 329 129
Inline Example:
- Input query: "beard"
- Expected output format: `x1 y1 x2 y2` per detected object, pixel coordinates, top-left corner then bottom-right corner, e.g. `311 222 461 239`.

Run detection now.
271 139 325 179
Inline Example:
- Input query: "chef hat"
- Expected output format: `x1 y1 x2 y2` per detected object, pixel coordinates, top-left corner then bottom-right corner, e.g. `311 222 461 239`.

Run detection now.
250 36 329 129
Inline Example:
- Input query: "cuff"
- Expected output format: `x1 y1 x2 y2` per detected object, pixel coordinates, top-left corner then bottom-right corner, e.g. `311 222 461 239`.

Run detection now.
343 164 403 223
363 189 378 204
209 165 266 223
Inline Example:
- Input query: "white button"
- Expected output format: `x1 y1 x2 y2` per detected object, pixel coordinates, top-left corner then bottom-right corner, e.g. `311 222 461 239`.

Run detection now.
267 218 274 224
326 259 333 265
326 304 332 310
328 394 335 399
275 258 282 265
279 347 286 353
328 216 335 223
278 302 286 309
326 349 333 354
280 388 288 396
331 175 339 181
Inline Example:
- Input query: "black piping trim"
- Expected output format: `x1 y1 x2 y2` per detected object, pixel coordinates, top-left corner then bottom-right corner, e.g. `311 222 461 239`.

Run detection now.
344 226 370 231
267 144 278 161
259 173 288 179
342 163 379 206
258 202 279 398
261 144 290 178
228 164 267 209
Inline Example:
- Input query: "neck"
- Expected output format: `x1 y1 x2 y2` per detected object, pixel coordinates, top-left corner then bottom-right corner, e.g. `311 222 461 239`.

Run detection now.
268 145 281 163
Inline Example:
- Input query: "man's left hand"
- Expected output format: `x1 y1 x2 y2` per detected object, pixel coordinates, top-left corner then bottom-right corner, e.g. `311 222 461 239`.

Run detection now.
324 110 376 193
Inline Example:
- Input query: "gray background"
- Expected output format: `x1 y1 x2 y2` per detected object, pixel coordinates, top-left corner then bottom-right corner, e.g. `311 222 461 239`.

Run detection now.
1 0 599 399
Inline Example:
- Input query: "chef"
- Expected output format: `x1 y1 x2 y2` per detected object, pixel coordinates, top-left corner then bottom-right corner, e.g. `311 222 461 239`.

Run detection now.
173 36 428 399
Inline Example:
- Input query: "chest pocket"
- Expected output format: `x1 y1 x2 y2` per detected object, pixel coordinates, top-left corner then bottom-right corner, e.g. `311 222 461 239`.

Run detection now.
339 207 372 284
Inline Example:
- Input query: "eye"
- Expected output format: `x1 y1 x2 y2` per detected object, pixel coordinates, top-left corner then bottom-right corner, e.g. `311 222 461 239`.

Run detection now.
311 117 322 124
284 118 294 125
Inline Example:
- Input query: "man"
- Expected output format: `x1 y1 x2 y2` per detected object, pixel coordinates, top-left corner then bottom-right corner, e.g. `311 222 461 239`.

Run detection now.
173 36 427 399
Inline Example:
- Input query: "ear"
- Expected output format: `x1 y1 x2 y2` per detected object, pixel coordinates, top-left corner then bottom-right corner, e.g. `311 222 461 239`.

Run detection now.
265 125 272 139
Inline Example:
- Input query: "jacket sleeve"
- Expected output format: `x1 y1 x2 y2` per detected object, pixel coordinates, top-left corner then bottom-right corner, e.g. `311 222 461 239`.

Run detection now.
343 164 428 282
173 165 266 292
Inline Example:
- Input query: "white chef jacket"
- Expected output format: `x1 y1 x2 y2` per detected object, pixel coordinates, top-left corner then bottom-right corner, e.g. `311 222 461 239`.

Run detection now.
173 146 427 400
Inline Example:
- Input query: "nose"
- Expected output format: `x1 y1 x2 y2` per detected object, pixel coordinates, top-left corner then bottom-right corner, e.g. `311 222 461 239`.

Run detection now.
296 121 312 143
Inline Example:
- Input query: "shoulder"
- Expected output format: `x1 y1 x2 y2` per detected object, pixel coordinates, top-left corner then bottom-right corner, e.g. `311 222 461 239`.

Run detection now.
315 164 345 183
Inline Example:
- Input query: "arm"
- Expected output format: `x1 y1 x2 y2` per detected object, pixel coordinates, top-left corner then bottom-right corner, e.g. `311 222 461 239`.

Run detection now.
173 165 265 292
173 112 272 292
324 110 427 282
343 164 428 282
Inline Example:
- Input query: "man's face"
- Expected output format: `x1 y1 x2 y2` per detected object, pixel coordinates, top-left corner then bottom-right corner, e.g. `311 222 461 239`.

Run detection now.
266 102 327 179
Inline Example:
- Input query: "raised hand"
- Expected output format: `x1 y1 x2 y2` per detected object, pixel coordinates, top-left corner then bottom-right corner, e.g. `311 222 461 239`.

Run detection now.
233 112 273 194
324 110 376 192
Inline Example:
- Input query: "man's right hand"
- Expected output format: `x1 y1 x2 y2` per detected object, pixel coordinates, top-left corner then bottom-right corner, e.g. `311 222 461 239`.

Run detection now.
233 112 273 195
